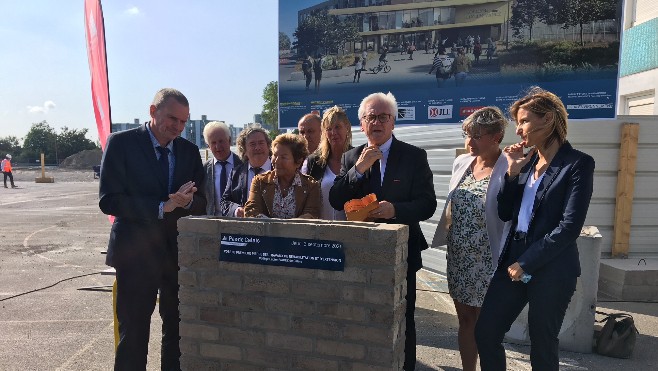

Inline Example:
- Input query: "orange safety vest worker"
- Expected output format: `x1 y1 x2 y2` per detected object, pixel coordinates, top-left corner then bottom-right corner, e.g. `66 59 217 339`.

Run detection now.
2 158 11 172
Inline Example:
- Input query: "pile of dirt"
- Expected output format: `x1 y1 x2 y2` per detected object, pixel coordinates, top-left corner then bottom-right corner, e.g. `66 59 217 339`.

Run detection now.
59 149 103 169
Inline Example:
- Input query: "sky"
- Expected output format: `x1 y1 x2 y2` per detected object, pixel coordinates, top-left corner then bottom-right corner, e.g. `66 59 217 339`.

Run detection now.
0 1 279 143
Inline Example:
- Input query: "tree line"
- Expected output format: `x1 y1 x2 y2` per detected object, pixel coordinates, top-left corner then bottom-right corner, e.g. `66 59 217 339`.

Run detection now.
511 0 619 45
0 121 98 165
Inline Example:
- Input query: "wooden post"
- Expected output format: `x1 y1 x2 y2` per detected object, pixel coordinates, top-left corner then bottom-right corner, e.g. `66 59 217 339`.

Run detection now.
612 123 639 258
40 153 46 178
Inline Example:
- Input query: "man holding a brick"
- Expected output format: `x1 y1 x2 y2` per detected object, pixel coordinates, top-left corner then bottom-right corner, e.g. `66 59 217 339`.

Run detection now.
330 92 437 370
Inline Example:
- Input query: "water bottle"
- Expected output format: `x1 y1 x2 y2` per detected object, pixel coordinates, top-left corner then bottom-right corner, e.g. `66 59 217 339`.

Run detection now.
520 273 532 283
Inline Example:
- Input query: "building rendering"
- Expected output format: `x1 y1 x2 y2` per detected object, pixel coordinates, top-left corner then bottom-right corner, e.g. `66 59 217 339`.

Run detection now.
617 0 658 115
301 0 510 53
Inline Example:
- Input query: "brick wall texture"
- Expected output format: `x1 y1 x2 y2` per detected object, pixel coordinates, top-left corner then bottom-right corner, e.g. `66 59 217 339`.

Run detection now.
178 217 410 371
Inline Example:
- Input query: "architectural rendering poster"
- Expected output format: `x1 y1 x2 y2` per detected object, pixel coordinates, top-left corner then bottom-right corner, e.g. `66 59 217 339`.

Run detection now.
278 0 620 127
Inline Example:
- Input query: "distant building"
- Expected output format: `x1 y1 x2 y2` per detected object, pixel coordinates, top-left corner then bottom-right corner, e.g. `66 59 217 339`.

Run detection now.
112 116 239 147
617 0 658 115
111 118 141 133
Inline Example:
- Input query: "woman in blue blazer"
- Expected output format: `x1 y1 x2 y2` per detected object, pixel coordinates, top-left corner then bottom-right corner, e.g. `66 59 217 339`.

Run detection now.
475 87 595 371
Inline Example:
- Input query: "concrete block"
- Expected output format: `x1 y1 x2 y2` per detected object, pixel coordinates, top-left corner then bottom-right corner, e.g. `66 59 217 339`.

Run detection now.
243 347 291 368
263 265 317 279
199 343 242 360
180 323 219 341
316 266 367 283
199 272 242 291
177 236 198 253
265 297 316 316
265 221 318 239
266 332 314 352
218 261 266 274
291 280 342 301
364 344 395 364
179 304 198 321
178 289 219 306
178 270 197 287
368 224 408 249
243 275 290 295
179 217 219 235
363 287 395 305
316 224 372 246
179 338 199 356
222 362 263 371
34 176 55 183
218 327 266 346
316 339 366 359
291 355 339 371
317 303 367 321
342 324 392 346
199 308 242 326
180 356 222 370
198 237 221 258
242 312 290 331
342 285 365 301
291 317 342 338
221 292 265 312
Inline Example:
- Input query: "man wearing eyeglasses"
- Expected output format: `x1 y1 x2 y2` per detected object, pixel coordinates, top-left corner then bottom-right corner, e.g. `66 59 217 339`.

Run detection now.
330 92 437 370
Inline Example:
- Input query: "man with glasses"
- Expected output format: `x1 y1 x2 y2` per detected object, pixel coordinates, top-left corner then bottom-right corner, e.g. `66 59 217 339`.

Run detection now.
330 92 437 370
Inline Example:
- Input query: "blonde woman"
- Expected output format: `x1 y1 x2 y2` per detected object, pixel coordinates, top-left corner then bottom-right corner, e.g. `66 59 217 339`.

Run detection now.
302 106 353 220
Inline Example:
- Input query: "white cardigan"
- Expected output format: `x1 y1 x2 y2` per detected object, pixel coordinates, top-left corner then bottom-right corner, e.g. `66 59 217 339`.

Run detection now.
431 152 510 268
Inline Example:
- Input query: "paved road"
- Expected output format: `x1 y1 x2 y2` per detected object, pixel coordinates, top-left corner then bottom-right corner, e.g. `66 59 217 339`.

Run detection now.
0 181 656 370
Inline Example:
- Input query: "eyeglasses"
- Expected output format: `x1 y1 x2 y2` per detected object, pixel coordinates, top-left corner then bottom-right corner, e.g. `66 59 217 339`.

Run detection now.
362 113 392 124
462 131 489 140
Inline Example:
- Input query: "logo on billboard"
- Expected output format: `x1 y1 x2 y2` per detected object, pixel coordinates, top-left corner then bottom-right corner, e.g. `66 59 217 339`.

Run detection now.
428 105 453 120
566 103 614 110
460 106 485 117
397 107 415 121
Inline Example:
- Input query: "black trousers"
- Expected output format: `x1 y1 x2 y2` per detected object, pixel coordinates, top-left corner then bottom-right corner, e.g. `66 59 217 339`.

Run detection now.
474 239 577 371
114 256 180 371
3 171 14 187
404 270 417 370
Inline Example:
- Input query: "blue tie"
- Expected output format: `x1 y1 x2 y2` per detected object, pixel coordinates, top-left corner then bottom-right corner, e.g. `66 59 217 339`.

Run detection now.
218 161 228 196
369 159 382 198
156 147 170 190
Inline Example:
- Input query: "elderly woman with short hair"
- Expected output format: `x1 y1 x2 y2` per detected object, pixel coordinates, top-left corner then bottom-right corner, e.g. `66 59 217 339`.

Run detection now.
245 133 320 219
302 105 353 220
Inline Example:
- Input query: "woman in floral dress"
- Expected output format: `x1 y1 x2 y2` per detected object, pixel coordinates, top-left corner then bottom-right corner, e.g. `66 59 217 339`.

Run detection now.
432 107 509 371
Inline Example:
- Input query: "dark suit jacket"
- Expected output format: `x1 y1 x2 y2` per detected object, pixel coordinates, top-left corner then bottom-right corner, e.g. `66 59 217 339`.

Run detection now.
203 152 242 215
244 170 321 218
497 141 595 277
220 160 271 217
329 137 437 271
99 124 206 269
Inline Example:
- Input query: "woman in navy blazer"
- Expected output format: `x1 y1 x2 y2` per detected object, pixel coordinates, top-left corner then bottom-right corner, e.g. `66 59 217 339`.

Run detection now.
475 87 595 371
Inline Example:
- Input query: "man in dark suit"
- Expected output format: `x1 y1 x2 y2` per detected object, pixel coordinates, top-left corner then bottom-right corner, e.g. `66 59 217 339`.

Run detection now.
220 127 271 217
329 92 437 370
202 121 242 216
99 88 206 370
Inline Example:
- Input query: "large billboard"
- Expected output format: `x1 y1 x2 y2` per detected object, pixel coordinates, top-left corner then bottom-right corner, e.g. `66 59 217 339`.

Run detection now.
278 0 620 127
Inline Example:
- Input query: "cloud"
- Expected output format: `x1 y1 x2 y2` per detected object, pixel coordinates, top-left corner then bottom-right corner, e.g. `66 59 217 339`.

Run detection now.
27 100 56 114
124 6 140 16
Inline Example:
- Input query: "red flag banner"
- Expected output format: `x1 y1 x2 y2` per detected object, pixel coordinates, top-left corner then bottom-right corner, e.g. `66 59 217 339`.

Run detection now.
85 0 111 150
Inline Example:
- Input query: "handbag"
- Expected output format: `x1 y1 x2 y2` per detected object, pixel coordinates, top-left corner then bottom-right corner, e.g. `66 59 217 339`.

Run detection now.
594 310 639 358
